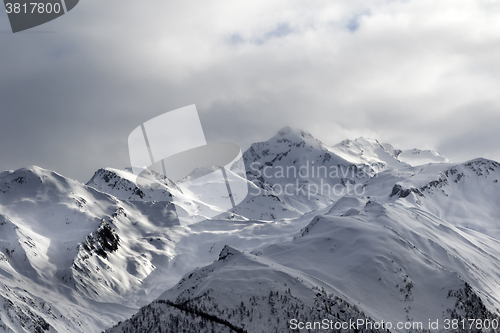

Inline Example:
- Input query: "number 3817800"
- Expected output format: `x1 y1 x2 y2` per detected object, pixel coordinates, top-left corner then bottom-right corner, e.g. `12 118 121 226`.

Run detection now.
5 2 61 14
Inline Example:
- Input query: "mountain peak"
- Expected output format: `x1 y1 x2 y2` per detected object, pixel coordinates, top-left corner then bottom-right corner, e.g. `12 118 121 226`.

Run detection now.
86 167 138 186
278 126 305 136
352 137 381 147
218 245 240 261
2 165 50 177
0 165 70 192
276 126 316 141
86 167 177 201
277 126 293 136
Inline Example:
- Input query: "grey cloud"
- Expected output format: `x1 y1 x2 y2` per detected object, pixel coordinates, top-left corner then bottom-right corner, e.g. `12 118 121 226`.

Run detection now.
1 0 499 182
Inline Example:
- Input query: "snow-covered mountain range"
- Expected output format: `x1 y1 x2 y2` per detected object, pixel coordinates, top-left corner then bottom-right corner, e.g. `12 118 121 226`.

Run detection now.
0 127 499 332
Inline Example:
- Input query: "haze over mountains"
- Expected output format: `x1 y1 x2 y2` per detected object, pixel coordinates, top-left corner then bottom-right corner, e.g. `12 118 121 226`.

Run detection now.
0 127 499 332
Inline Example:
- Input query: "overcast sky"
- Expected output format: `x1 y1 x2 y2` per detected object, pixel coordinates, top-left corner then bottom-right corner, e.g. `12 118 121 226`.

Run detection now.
1 0 499 182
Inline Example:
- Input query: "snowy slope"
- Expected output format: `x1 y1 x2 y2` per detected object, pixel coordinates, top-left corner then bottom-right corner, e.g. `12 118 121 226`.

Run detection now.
0 163 333 331
85 167 177 201
364 158 500 237
109 201 500 332
107 245 384 333
260 200 500 328
0 127 498 333
330 137 410 172
398 148 450 166
107 202 500 332
104 130 500 333
240 127 452 220
240 127 375 218
330 137 450 170
0 166 224 331
0 167 180 331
